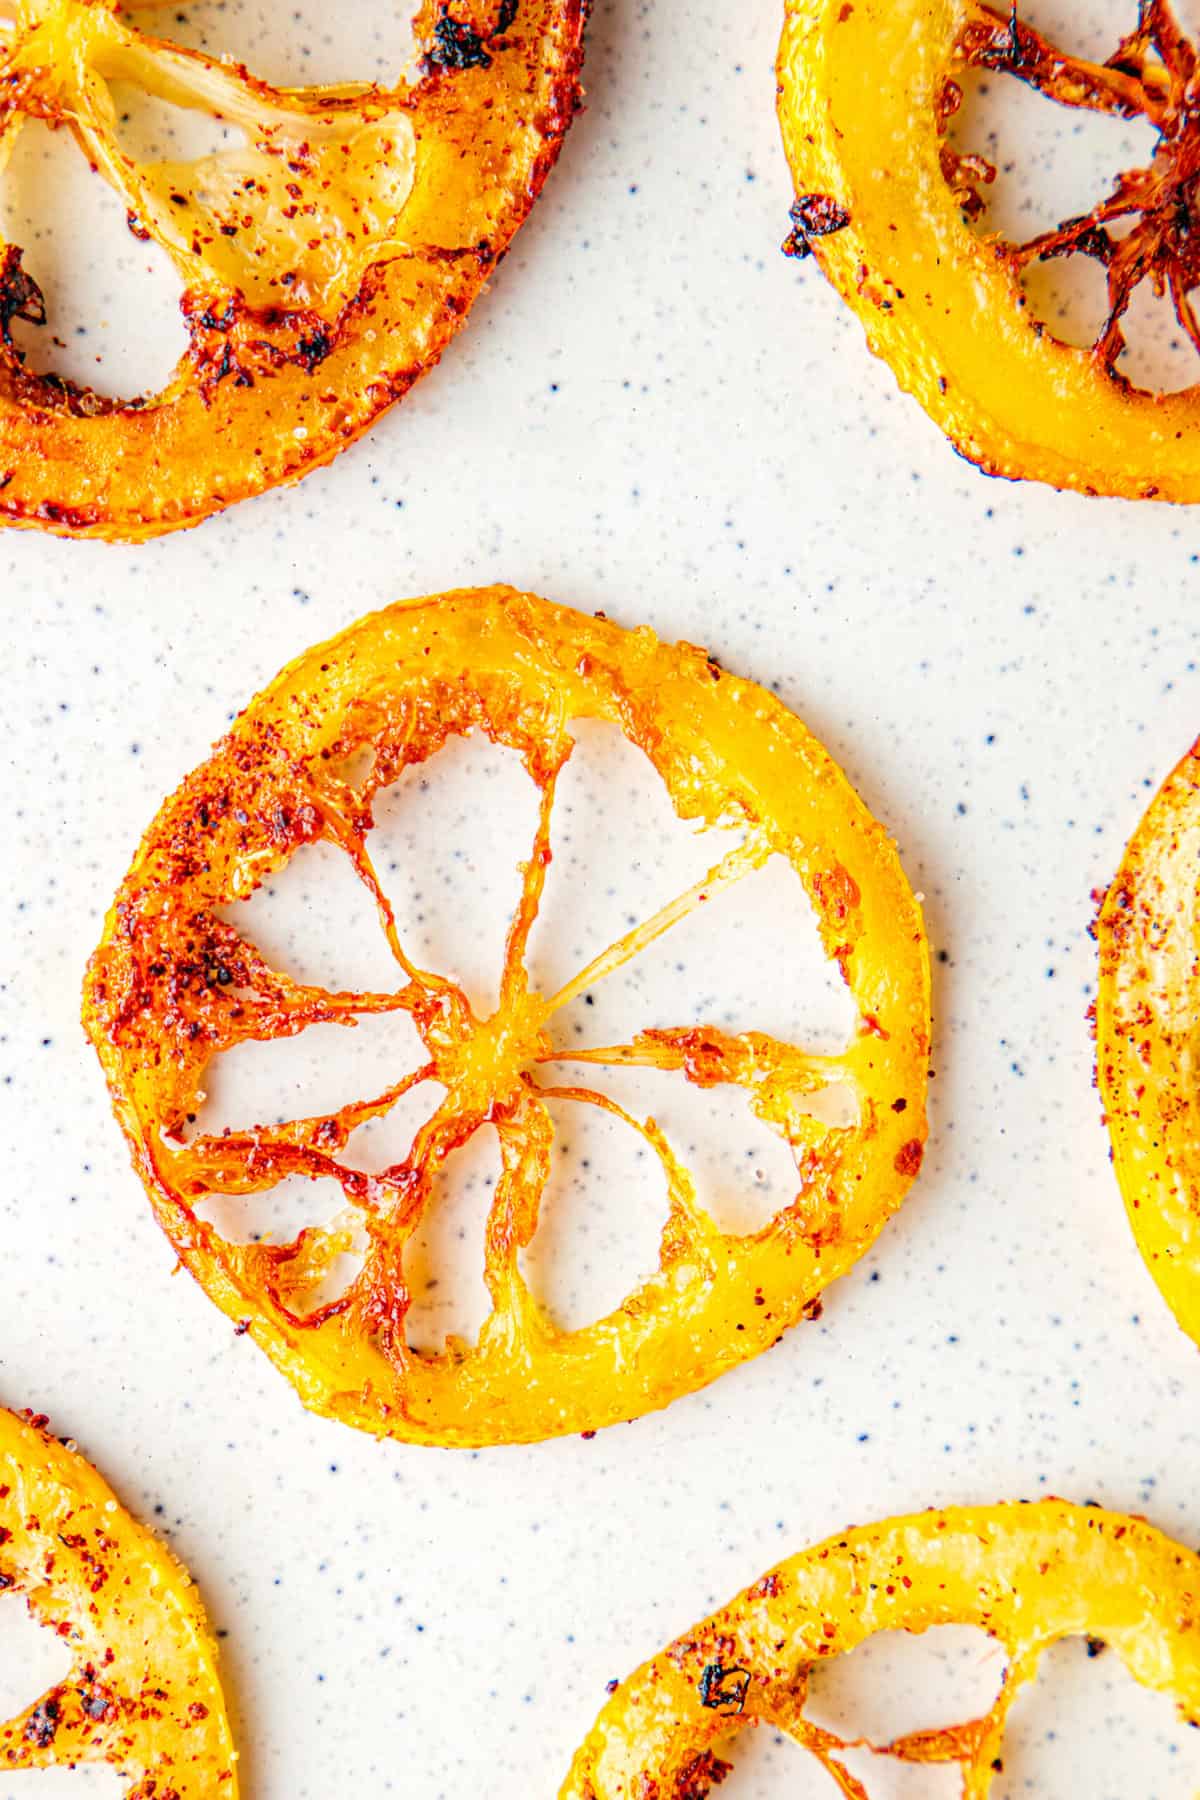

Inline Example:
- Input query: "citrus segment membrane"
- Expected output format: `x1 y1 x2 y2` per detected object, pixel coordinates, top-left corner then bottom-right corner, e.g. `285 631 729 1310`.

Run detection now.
83 586 930 1447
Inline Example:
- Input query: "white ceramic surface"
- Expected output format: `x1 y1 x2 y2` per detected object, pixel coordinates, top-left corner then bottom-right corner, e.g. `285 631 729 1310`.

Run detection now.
3 0 1200 1794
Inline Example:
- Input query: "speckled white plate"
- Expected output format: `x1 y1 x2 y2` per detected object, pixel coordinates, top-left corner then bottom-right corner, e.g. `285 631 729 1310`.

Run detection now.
3 0 1200 1795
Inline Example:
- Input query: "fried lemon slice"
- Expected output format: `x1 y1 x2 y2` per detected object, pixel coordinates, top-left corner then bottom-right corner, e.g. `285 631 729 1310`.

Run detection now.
83 586 930 1447
560 1499 1200 1798
1096 737 1200 1347
0 0 586 538
0 1406 237 1795
778 0 1200 501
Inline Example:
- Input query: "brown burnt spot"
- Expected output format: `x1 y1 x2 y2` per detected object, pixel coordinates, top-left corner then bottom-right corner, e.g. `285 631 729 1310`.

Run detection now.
422 240 498 274
427 1 519 70
24 1696 62 1747
674 1750 733 1797
0 247 46 350
783 193 852 259
894 1137 924 1177
698 1661 751 1714
430 13 493 67
183 291 348 400
933 74 963 127
294 326 333 372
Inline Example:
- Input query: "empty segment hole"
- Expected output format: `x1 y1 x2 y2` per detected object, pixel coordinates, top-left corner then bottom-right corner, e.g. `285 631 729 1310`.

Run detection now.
532 1061 801 1240
530 722 852 1050
519 1091 670 1331
546 854 854 1058
949 66 1156 247
188 1009 426 1140
0 1772 127 1797
994 1634 1200 1798
1018 251 1111 355
193 1170 349 1244
718 1726 960 1798
0 120 188 397
1111 280 1200 392
714 1727 830 1797
344 1078 446 1174
132 0 422 89
403 1126 502 1354
368 732 543 1018
525 718 749 1004
0 1592 71 1723
804 1624 1005 1745
1002 0 1200 60
218 837 401 995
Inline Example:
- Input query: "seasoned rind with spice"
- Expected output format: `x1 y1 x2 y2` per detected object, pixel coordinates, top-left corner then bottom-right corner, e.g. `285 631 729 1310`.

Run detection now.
83 585 930 1447
0 1406 237 1795
0 0 586 540
559 1500 1200 1798
778 0 1200 501
1096 738 1200 1346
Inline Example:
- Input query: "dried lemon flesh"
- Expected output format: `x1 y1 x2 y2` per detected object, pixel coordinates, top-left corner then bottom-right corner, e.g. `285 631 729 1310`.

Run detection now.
0 0 587 536
561 1500 1200 1798
84 586 930 1446
0 1406 237 1795
778 0 1200 500
1097 735 1200 1347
